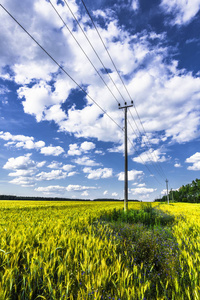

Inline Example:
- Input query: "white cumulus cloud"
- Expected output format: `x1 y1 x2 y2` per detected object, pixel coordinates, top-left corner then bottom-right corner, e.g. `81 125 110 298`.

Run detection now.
185 152 200 170
0 131 45 150
117 170 144 181
36 170 67 181
160 0 200 25
3 153 35 170
35 185 66 194
68 142 96 156
40 146 64 156
83 167 113 179
131 187 157 195
174 163 182 168
74 156 100 166
80 141 96 151
132 149 168 164
66 184 97 192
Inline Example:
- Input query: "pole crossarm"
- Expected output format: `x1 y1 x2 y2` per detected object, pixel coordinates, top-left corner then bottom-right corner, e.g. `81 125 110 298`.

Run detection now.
119 104 134 110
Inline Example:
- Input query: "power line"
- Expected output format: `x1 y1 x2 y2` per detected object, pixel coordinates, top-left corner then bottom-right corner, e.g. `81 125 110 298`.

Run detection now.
128 109 166 180
80 0 127 105
0 4 122 131
62 0 126 104
129 108 167 179
80 0 167 179
1 3 165 187
58 0 166 181
127 137 163 186
48 0 120 105
45 1 166 182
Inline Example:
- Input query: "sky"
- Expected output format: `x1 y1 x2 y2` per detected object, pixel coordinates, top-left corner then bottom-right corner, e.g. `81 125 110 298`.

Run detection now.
0 0 200 201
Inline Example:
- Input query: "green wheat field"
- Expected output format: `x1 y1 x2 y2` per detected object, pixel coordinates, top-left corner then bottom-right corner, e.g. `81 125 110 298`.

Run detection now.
0 201 199 299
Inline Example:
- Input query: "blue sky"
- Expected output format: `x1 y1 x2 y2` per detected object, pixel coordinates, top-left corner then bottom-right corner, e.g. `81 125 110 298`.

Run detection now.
0 0 200 201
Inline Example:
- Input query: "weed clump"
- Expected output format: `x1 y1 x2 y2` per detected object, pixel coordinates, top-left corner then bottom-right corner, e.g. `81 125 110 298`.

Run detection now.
98 203 175 227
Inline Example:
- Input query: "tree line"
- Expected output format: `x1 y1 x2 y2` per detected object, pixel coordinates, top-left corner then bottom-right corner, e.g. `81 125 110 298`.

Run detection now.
155 178 200 203
0 195 140 202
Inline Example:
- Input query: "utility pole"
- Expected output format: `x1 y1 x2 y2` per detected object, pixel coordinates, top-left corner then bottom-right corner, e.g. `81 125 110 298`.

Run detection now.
119 101 133 212
166 179 169 204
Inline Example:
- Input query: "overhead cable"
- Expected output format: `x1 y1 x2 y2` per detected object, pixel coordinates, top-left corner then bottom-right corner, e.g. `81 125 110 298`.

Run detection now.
80 0 167 180
0 4 122 131
48 0 120 105
62 0 126 104
1 3 165 186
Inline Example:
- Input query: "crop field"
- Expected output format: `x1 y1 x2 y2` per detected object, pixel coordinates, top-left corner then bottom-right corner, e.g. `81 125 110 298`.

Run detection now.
0 201 199 300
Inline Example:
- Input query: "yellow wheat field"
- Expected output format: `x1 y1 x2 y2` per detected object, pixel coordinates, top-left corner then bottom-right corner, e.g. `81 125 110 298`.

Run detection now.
0 201 199 299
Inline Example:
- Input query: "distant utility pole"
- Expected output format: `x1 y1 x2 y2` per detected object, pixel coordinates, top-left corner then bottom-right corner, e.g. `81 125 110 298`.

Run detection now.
119 101 133 212
166 179 169 204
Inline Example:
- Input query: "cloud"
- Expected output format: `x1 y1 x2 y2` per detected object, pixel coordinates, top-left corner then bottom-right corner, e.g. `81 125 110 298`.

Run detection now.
62 164 75 171
35 184 95 194
132 148 168 164
161 189 167 195
1 0 200 162
36 170 67 181
40 146 64 156
3 153 45 187
174 163 182 168
15 140 45 150
0 85 10 95
3 153 35 170
0 131 45 150
74 156 100 166
18 82 60 122
68 142 96 156
47 161 75 172
160 0 200 25
8 169 35 177
47 161 63 169
67 171 77 177
0 133 66 159
112 192 118 197
9 176 35 187
66 184 97 192
117 170 144 181
103 190 108 195
3 154 72 186
68 144 82 156
81 191 89 196
108 142 135 155
95 150 104 155
80 141 96 151
44 104 67 123
131 0 139 11
185 152 200 170
131 187 157 195
83 167 113 179
35 185 66 194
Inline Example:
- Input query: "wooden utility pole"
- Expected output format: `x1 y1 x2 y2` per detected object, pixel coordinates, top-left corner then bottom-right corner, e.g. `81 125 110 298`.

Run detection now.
166 179 169 204
119 102 133 211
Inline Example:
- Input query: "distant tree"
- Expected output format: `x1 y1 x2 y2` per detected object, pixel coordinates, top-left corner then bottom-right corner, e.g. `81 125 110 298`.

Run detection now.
155 178 200 203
